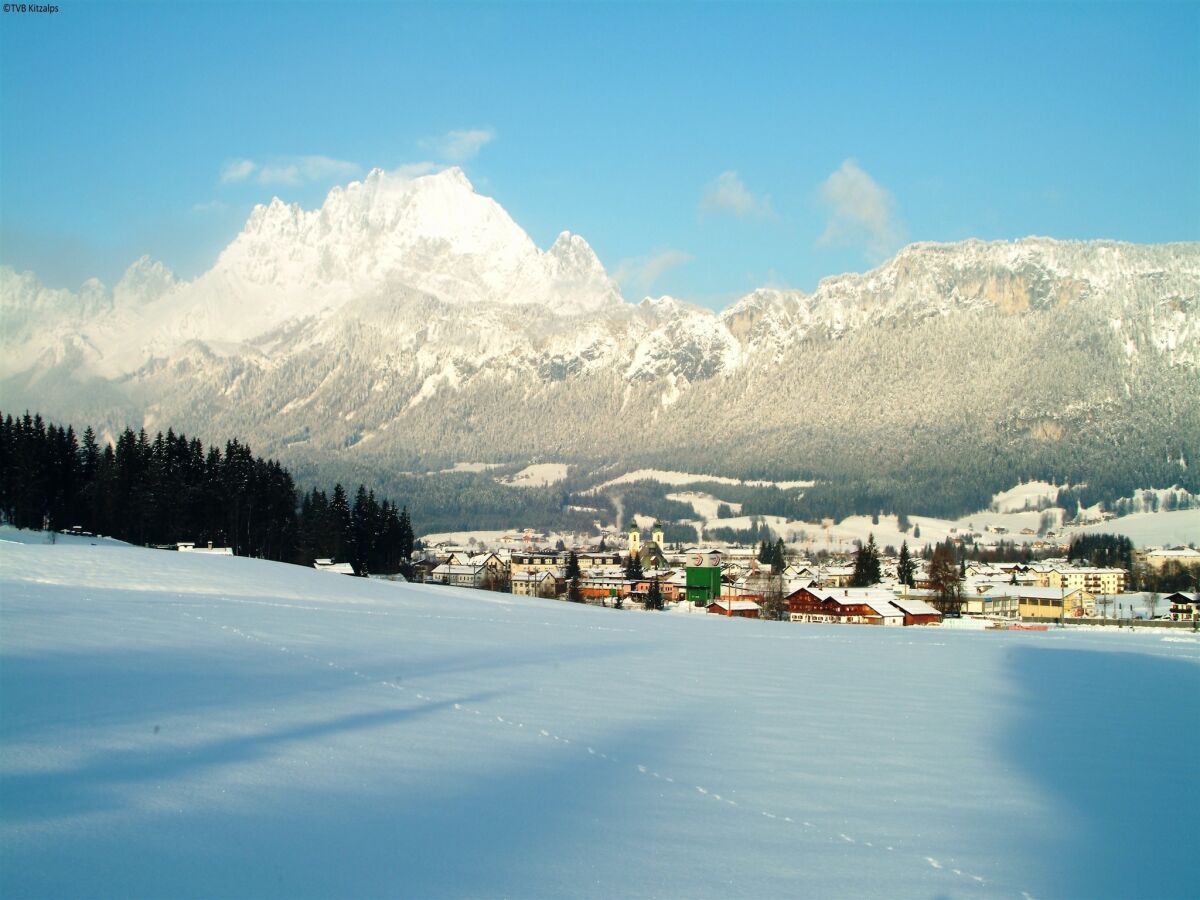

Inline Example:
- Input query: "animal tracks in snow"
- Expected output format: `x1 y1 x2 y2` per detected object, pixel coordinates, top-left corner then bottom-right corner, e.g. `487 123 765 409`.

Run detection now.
182 609 1013 897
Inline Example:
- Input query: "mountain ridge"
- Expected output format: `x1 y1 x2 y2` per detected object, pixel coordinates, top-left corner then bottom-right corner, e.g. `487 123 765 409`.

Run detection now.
2 169 1198 520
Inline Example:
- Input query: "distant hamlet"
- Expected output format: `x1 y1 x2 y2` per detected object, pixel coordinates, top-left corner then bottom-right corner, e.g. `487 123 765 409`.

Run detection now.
4 410 1196 631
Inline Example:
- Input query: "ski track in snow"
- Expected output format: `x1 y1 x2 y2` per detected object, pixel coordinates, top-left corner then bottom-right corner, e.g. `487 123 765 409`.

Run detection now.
178 606 1025 897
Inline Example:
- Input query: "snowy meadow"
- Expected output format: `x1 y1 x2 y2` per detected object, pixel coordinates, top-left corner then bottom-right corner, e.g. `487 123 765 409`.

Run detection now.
1 533 1197 899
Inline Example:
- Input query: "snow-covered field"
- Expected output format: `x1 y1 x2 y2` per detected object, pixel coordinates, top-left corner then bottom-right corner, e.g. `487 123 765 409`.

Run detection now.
1069 509 1200 547
2 536 1197 898
501 463 570 487
989 481 1062 513
666 491 742 520
590 469 814 492
575 477 1196 550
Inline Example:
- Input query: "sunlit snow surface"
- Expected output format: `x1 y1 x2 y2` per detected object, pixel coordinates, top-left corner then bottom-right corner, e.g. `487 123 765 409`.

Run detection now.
2 534 1197 899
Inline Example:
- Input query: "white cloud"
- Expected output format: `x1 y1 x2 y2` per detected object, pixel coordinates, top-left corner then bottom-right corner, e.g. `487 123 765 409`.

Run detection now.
255 155 360 186
386 161 440 179
613 249 693 295
423 128 495 162
817 159 904 260
220 159 256 183
699 171 771 218
219 155 359 187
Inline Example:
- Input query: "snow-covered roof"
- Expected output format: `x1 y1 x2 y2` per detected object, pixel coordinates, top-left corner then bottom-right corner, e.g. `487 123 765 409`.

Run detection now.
511 570 557 582
889 597 941 617
432 563 483 576
857 597 904 619
707 600 762 611
979 585 1080 600
314 561 355 575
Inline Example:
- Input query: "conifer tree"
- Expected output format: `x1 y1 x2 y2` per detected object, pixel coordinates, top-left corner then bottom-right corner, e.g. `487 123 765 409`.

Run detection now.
566 551 584 602
770 537 786 572
851 533 882 586
397 506 415 578
330 483 352 561
897 540 915 587
645 577 664 611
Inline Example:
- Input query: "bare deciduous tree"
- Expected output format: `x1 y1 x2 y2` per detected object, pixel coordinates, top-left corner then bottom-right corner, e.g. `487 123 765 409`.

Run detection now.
759 574 788 621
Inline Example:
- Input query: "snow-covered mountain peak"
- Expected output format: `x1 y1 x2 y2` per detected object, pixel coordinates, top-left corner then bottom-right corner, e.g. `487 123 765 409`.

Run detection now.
241 196 303 234
548 230 595 262
0 166 631 376
185 164 631 323
642 293 708 312
113 256 176 308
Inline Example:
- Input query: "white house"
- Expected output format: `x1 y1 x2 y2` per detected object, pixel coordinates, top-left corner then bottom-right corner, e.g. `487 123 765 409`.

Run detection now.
177 542 233 555
314 559 356 575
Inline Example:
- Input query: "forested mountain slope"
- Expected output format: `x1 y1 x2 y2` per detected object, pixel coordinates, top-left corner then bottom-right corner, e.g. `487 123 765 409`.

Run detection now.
2 168 1196 519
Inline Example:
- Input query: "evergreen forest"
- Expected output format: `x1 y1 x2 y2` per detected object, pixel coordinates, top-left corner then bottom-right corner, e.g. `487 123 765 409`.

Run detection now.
0 411 414 576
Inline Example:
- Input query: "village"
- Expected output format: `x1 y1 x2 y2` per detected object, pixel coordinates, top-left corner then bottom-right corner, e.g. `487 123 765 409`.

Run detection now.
398 524 1200 629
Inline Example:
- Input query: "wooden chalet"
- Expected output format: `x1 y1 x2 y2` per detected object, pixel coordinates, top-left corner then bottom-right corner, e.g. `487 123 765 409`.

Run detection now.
784 587 897 625
783 587 942 626
706 599 761 618
1167 592 1199 623
887 596 943 626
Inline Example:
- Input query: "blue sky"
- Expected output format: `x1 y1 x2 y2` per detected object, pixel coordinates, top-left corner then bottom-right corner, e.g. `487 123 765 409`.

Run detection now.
1 1 1197 309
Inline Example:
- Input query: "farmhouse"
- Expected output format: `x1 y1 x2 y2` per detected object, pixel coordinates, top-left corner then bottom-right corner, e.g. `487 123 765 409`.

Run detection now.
888 596 943 626
178 541 234 556
785 587 904 626
1167 592 1199 623
706 599 762 618
314 558 355 575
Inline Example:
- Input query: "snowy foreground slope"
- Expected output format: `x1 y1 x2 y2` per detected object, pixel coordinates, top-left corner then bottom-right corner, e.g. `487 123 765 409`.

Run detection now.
2 539 1197 899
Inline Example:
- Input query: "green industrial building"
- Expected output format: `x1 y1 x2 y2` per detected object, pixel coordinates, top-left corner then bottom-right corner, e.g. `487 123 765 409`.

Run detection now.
685 566 722 605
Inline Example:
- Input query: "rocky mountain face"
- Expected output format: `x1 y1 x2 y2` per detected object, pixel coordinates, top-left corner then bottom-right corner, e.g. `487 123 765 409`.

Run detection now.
2 167 1197 515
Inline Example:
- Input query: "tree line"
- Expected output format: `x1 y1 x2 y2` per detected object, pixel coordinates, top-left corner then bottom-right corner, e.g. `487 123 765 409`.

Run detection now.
0 411 414 576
